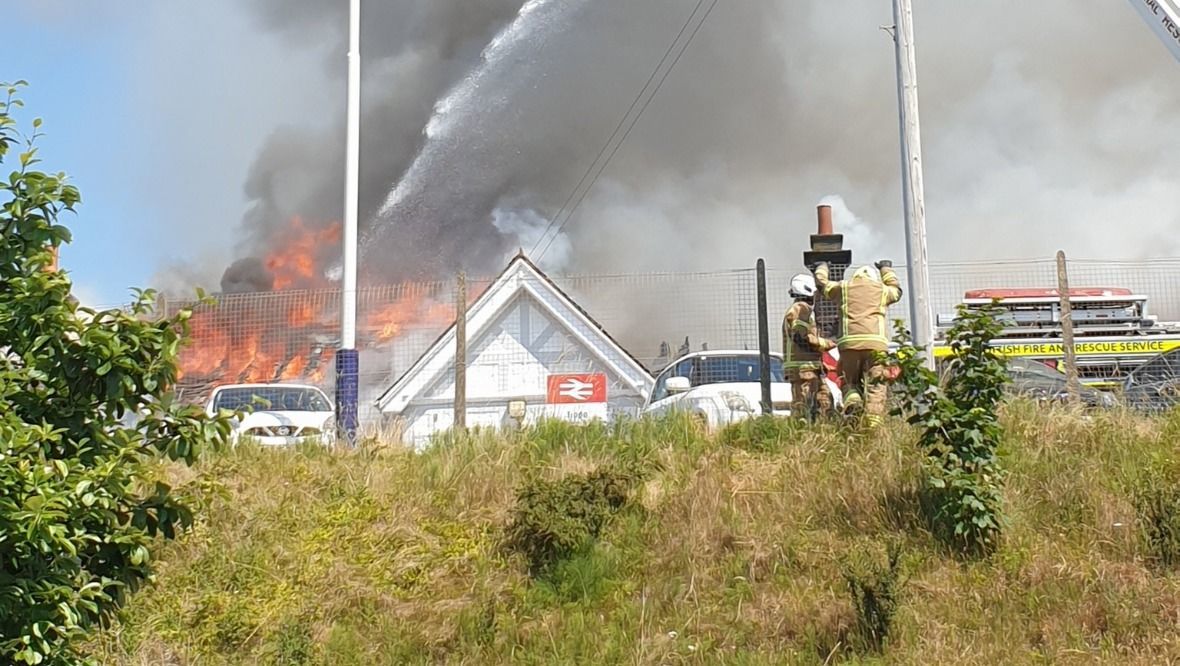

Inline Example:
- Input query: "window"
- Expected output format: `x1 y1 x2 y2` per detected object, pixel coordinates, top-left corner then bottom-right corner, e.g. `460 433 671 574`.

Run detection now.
649 368 675 403
690 355 784 386
212 386 331 412
1129 350 1180 385
649 358 697 403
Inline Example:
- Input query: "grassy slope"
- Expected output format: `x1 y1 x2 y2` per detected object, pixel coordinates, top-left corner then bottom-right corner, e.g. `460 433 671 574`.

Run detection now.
92 406 1180 665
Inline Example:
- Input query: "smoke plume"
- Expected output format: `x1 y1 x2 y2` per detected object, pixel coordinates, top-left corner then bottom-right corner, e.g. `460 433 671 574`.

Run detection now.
210 0 1180 293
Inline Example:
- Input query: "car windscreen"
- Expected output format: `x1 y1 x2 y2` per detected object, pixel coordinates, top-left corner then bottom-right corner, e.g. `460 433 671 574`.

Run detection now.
1008 359 1067 385
692 356 785 386
212 387 331 412
1128 350 1180 385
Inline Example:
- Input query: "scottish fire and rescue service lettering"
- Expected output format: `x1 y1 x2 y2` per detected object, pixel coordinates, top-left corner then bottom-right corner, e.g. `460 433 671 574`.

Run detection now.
933 338 1180 359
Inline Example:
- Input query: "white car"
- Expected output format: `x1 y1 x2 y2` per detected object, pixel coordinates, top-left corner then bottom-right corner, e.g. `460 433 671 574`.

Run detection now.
642 351 841 430
205 383 335 446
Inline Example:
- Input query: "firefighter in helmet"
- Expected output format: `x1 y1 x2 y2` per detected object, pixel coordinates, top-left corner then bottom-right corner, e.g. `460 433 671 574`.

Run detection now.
813 260 902 427
783 273 836 420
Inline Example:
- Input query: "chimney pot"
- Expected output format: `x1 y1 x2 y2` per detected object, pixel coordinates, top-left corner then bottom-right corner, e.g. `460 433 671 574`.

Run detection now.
817 205 834 236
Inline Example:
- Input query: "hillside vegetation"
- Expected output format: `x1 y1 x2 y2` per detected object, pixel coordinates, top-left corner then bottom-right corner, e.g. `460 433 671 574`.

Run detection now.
92 406 1180 664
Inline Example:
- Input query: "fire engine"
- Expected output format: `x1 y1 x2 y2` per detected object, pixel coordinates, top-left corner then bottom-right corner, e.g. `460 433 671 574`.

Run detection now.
932 288 1180 387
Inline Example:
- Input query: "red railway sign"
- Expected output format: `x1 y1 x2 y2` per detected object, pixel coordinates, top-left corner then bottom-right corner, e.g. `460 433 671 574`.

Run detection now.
546 373 607 404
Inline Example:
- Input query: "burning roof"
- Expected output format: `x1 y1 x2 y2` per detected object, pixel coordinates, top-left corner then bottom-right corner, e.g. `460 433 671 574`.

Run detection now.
173 216 466 404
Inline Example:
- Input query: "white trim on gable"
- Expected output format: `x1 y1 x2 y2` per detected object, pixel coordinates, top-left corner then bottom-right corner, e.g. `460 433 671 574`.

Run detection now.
375 256 652 415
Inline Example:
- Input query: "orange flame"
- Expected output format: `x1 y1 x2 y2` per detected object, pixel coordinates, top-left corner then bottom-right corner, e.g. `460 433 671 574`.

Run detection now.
176 216 458 398
265 217 342 290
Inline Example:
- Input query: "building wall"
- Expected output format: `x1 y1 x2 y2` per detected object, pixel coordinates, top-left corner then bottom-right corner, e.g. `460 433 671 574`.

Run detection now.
397 293 647 448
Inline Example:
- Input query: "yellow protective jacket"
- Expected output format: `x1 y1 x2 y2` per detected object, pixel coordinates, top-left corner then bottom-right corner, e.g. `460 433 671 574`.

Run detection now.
782 300 834 369
814 264 902 351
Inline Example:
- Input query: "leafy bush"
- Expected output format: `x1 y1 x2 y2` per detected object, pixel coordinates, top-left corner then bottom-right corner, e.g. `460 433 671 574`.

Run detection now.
504 467 635 575
0 83 232 664
841 541 906 654
888 303 1009 555
718 414 799 453
1132 459 1180 569
267 616 314 665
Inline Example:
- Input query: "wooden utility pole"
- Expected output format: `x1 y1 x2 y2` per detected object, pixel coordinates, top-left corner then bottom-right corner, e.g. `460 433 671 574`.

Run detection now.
454 271 468 432
755 259 773 416
891 0 935 369
1056 251 1080 402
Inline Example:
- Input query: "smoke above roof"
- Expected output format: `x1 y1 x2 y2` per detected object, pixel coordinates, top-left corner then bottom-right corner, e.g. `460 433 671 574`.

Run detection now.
201 0 1180 293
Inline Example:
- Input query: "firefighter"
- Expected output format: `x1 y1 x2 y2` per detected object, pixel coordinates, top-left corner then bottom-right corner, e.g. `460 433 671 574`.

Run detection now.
783 274 836 420
813 260 902 427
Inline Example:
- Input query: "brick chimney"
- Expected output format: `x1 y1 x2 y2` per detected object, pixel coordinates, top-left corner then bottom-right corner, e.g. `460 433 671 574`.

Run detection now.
803 204 853 339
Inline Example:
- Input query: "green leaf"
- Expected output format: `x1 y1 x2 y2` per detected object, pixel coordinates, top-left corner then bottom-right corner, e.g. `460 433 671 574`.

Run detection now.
0 88 237 664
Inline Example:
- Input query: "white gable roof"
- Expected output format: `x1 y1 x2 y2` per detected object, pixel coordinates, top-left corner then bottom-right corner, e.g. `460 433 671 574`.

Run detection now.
376 255 653 414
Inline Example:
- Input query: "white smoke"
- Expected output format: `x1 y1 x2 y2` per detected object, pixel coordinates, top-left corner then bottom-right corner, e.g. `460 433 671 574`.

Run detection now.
819 194 898 269
491 206 571 274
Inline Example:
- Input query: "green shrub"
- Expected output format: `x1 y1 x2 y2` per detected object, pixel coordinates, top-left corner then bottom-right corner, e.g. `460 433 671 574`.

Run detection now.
888 304 1009 555
1132 459 1180 569
841 542 906 654
718 415 799 453
504 467 635 575
0 83 232 664
267 616 314 665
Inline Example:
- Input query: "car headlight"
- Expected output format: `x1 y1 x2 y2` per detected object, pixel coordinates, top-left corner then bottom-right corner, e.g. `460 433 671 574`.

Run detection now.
718 391 753 413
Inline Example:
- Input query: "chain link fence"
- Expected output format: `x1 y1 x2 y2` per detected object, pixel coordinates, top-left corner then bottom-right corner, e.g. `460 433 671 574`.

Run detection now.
156 256 1180 426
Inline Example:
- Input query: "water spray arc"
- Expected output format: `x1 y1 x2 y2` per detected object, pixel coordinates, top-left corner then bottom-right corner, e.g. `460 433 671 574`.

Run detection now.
370 0 585 232
529 0 720 264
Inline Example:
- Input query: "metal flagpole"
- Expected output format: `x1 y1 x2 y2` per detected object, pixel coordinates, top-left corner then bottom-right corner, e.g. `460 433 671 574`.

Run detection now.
891 0 934 369
336 0 362 445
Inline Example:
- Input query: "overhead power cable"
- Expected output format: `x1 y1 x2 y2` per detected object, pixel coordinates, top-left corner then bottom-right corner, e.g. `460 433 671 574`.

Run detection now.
530 0 721 262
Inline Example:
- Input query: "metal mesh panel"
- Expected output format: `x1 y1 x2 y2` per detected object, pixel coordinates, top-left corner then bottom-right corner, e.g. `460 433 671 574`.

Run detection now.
1064 258 1180 321
163 256 1180 427
551 270 760 371
167 282 459 425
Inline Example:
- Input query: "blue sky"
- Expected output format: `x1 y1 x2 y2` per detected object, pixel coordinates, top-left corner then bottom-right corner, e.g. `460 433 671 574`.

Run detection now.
5 8 143 305
4 3 332 305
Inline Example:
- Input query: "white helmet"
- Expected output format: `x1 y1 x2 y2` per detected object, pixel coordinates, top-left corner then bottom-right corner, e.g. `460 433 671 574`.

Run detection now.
789 273 817 299
852 264 882 282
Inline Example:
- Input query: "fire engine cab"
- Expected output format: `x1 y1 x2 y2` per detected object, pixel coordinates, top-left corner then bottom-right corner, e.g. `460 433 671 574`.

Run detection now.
932 288 1180 387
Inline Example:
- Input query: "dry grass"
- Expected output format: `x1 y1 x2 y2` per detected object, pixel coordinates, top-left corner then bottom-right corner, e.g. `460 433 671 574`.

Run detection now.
90 406 1180 665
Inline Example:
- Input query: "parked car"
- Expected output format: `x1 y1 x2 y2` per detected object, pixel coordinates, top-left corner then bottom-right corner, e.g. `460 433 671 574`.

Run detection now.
1004 358 1115 408
1123 348 1180 413
642 350 841 430
938 357 1113 408
205 383 335 446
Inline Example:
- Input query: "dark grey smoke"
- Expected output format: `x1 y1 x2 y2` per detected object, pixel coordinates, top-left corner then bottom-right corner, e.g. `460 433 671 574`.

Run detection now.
219 0 1180 292
221 257 274 293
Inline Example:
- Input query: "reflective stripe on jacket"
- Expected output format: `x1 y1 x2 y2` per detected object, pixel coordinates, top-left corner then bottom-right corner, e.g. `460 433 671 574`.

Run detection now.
782 300 833 368
814 264 902 351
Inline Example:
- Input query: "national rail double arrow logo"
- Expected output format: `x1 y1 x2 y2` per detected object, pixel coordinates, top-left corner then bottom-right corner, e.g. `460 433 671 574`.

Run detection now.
558 377 595 402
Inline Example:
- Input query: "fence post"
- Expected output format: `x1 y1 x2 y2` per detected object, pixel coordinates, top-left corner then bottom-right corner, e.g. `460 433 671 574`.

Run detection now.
1056 250 1080 402
756 259 773 415
454 271 468 432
